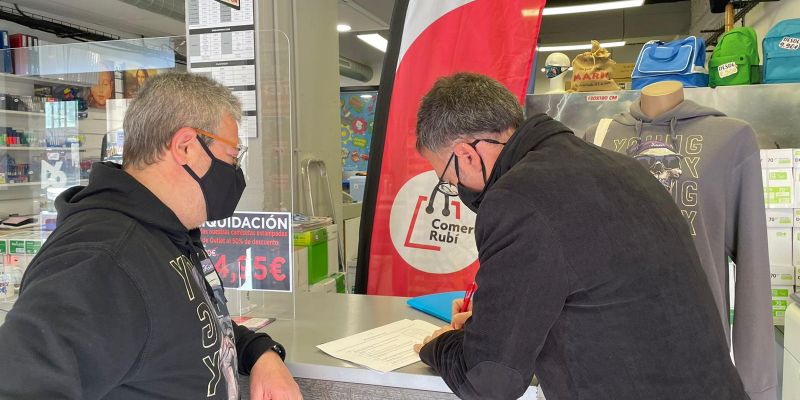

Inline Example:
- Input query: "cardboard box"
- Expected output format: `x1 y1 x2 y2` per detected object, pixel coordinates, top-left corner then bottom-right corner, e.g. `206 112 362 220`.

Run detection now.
611 63 635 82
771 265 796 286
767 208 794 228
769 228 793 266
764 149 794 169
293 246 309 292
765 169 794 208
772 285 796 325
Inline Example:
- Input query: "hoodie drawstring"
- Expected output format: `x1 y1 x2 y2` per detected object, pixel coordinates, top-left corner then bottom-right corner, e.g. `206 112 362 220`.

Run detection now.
668 117 679 151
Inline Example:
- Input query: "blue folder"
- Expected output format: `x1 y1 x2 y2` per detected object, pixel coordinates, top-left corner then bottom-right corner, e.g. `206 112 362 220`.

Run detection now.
407 291 465 323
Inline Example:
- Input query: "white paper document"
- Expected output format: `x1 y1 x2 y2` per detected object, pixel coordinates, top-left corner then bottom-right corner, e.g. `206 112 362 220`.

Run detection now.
317 319 440 373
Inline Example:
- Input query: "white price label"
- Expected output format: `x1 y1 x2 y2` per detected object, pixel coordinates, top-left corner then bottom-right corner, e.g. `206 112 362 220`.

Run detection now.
779 37 800 51
717 62 738 78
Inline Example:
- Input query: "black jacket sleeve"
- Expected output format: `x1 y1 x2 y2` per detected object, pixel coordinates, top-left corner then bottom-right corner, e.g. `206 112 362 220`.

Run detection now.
233 322 283 375
0 248 149 400
419 189 570 399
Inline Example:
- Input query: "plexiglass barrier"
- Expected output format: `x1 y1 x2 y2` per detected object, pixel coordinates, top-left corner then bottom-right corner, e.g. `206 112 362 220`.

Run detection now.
0 31 296 320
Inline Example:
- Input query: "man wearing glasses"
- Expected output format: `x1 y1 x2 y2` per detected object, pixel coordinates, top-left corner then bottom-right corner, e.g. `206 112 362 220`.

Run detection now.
413 73 747 400
0 72 301 399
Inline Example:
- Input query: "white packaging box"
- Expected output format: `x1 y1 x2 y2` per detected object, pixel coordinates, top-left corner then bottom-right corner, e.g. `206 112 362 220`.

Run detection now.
772 285 796 325
765 169 795 208
771 265 796 286
794 148 800 168
794 228 800 266
293 246 309 292
762 169 769 207
765 149 794 169
309 276 337 293
325 224 339 276
794 210 800 227
767 208 794 228
769 228 793 266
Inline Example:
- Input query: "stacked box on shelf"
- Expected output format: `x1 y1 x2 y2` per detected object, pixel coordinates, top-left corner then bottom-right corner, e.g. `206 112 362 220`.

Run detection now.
761 149 798 324
293 228 329 286
0 230 43 298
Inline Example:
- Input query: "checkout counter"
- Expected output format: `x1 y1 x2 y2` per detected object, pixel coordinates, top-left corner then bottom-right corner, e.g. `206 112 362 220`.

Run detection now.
238 293 540 399
0 292 540 398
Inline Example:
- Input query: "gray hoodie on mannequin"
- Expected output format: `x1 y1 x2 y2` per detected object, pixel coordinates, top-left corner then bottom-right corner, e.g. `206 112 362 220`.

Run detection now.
584 100 777 400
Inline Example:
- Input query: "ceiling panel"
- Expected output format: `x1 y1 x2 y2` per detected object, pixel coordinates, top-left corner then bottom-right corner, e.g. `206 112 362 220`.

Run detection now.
15 0 184 38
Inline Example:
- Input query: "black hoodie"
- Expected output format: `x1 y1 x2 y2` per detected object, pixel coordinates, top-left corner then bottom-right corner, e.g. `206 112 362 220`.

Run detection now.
419 115 747 400
0 162 280 400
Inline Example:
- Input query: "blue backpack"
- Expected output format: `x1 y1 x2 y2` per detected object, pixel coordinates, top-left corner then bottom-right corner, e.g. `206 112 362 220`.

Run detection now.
763 19 800 83
632 36 709 90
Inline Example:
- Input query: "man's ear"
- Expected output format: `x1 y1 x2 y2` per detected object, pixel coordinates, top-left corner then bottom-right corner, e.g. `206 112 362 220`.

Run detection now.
170 127 197 166
452 142 477 166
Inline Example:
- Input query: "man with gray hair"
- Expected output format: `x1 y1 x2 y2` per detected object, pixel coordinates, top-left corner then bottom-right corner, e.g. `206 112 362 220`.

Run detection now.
0 72 301 399
412 73 747 399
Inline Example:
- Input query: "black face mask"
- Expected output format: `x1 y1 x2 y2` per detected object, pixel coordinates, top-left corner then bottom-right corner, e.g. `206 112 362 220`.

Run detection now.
183 137 246 221
453 139 506 214
453 155 486 214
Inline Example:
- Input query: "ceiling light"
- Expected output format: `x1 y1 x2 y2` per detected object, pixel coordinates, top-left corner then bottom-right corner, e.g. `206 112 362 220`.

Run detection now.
537 41 626 52
357 33 387 52
360 94 373 99
337 24 352 32
541 0 644 16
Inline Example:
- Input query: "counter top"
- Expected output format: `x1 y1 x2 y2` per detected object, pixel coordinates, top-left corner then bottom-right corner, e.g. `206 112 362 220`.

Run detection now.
264 293 538 398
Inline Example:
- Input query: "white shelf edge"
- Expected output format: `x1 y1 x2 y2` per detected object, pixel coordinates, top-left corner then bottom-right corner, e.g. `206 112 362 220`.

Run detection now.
0 72 93 87
0 182 40 187
0 110 45 117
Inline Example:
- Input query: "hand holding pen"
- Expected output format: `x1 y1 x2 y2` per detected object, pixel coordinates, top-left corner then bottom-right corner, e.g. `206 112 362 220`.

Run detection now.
451 282 476 329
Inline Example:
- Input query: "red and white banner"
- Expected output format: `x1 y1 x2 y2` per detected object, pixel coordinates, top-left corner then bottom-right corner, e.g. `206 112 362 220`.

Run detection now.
357 0 545 296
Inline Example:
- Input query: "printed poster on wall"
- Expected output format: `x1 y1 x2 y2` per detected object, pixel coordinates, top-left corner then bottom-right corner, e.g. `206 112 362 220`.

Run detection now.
200 212 293 292
340 91 376 173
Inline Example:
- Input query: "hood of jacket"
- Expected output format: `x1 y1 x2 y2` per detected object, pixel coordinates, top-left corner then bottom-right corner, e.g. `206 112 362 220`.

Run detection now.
475 114 573 201
55 162 201 253
611 99 727 155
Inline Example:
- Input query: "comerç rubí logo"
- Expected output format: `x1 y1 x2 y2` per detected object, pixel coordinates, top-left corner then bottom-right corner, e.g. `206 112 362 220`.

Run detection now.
389 171 478 274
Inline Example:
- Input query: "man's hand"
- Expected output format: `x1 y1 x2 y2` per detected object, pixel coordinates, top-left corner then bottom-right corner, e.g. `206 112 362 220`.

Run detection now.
413 324 454 353
249 350 302 400
451 298 473 329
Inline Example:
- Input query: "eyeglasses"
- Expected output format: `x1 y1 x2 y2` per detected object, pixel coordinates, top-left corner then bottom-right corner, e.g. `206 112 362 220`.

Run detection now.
434 138 506 197
194 128 248 168
634 154 682 170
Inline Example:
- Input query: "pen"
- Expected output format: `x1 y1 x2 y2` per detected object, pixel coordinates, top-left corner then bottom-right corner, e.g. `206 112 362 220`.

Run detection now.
460 282 477 313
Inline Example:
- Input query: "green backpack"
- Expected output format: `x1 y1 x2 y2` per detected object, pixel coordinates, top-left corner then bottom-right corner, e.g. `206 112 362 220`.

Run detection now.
709 27 761 87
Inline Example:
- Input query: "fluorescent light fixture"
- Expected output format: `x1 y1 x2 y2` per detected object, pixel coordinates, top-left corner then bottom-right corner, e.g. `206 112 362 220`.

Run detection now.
537 41 626 52
542 0 644 16
337 24 352 32
357 33 388 52
360 94 373 99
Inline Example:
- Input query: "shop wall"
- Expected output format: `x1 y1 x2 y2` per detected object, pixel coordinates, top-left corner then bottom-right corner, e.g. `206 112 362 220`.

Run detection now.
747 0 800 57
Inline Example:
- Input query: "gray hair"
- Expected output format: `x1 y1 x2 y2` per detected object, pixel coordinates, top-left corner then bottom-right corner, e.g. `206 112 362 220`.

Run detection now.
416 73 523 152
122 71 241 169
